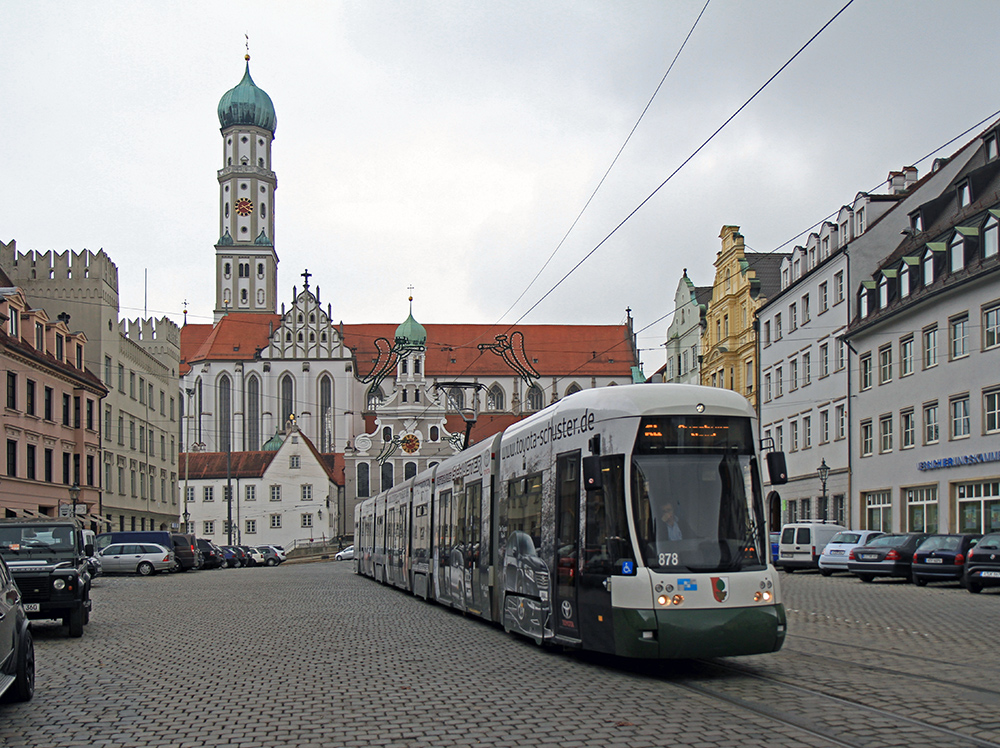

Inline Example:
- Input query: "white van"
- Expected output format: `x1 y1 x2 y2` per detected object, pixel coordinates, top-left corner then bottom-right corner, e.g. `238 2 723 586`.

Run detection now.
777 521 846 571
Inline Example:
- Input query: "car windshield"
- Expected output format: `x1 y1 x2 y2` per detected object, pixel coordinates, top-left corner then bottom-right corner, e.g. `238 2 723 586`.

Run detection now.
0 526 75 556
977 533 1000 550
631 415 766 572
867 535 906 548
830 532 861 544
917 535 961 552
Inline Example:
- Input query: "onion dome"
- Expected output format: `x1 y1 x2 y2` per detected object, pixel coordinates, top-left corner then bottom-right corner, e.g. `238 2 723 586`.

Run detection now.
217 230 234 246
217 56 277 133
254 229 273 246
394 296 426 348
262 430 284 451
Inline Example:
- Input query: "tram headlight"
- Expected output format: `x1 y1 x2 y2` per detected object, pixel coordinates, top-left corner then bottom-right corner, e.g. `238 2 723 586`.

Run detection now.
657 594 669 606
671 594 684 606
753 590 773 603
657 593 685 606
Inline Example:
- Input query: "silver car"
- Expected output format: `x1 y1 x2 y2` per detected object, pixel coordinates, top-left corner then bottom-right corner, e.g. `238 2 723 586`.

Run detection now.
818 530 884 576
99 543 174 576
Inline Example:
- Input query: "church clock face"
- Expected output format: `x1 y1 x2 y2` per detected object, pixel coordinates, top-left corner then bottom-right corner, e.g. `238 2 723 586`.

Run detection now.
234 197 254 216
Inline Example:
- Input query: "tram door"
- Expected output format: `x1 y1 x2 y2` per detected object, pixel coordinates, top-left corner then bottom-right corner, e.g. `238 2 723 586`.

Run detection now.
464 481 483 614
578 455 624 654
451 483 466 607
554 451 581 639
436 490 452 604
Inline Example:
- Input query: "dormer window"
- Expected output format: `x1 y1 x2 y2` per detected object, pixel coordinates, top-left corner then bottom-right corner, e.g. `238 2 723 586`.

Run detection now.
8 306 18 338
879 276 889 309
985 215 999 258
860 289 869 318
793 258 800 279
900 264 910 298
910 211 923 233
958 181 971 207
923 248 935 286
857 207 866 234
950 232 966 272
987 135 999 161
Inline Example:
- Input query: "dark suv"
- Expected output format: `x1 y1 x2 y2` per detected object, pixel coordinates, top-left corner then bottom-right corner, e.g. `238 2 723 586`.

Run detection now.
197 538 225 570
0 553 34 702
0 519 93 637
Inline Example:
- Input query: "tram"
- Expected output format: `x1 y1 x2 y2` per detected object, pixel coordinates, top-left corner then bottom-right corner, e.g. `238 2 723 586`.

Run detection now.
355 383 788 659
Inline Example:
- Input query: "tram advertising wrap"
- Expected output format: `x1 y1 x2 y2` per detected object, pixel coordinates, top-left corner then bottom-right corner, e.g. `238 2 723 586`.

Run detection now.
354 383 788 660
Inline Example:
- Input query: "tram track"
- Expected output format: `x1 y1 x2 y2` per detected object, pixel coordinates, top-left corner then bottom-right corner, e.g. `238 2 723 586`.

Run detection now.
676 658 1000 748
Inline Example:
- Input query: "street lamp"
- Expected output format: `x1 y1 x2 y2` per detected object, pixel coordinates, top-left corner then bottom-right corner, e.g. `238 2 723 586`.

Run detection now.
817 458 830 522
68 482 81 520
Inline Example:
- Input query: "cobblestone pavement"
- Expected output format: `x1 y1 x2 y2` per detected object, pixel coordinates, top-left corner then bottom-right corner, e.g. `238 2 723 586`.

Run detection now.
1 563 998 748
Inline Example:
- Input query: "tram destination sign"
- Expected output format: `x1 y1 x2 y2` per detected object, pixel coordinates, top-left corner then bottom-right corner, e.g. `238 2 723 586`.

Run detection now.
918 450 1000 471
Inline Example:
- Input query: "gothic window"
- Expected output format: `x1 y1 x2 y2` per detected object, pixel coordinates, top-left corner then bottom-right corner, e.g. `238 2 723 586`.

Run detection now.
448 388 464 411
405 462 417 479
565 383 582 397
224 262 231 278
247 375 260 450
367 387 384 410
527 385 544 411
357 462 370 498
218 375 232 453
280 374 294 425
487 384 504 411
381 461 394 491
257 263 265 278
319 376 333 452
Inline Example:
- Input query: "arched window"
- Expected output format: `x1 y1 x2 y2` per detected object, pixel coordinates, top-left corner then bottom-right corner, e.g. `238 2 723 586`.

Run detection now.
382 426 392 442
319 375 333 453
247 375 260 450
487 384 504 411
527 385 544 411
257 263 265 278
430 426 439 441
985 215 999 259
404 461 417 479
280 374 294 425
367 387 384 410
381 461 394 491
565 383 582 397
217 375 232 452
448 387 464 411
357 462 370 498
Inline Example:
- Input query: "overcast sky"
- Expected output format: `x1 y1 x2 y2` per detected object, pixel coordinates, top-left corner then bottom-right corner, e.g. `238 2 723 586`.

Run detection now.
3 1 999 373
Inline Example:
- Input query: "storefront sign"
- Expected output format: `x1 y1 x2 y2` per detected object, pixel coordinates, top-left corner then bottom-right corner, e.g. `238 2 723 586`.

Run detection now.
918 451 1000 471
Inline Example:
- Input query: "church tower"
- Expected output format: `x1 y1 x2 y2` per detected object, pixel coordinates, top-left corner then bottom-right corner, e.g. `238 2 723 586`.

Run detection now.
214 55 279 321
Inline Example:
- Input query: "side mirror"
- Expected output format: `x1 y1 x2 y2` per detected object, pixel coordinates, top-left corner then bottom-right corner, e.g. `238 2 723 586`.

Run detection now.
766 452 788 485
84 543 94 556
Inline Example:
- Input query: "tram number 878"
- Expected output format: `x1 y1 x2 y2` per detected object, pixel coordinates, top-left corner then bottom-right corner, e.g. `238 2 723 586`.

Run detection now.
658 552 679 567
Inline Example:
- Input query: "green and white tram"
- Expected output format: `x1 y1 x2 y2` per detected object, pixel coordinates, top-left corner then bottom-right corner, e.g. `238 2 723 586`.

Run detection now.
355 383 787 660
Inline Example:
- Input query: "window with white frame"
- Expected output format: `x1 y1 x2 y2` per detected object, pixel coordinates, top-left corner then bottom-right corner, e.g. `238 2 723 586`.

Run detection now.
951 395 971 438
986 389 1000 434
820 409 829 444
789 303 797 331
270 485 282 501
764 373 772 402
950 233 965 272
984 215 999 258
958 181 971 207
820 343 829 377
290 455 301 469
775 367 783 397
879 414 893 453
865 491 892 532
901 410 915 449
301 484 313 500
834 271 844 302
775 314 782 340
245 519 257 534
203 520 215 535
923 326 938 368
957 480 1000 534
861 420 873 456
790 360 798 391
906 486 938 533
775 425 783 452
983 305 999 350
900 337 913 377
900 264 911 298
835 404 846 440
860 354 872 390
802 294 810 323
763 321 771 347
819 282 828 312
185 486 195 503
878 346 892 384
950 315 969 359
803 416 811 449
924 402 939 444
246 485 256 501
790 420 799 451
203 486 214 502
802 352 811 385
270 514 281 529
301 513 313 528
837 341 846 371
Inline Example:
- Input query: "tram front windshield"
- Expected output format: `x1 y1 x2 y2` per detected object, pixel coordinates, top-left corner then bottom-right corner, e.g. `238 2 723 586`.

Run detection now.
631 415 767 572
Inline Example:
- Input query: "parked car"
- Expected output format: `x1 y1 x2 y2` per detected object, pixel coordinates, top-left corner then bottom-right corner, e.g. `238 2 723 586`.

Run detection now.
241 546 265 566
227 546 250 567
776 521 846 572
335 545 355 561
847 533 930 582
259 544 287 561
99 543 175 576
97 531 200 572
964 532 1000 593
0 553 34 702
257 546 284 566
220 546 239 568
911 534 981 586
196 539 226 570
818 530 885 576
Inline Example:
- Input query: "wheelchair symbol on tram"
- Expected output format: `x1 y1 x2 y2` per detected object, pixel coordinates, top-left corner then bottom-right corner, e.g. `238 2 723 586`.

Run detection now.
621 560 635 576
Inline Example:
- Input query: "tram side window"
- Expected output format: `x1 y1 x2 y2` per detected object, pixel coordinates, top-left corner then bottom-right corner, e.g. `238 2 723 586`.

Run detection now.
467 481 483 564
438 490 452 565
508 473 543 553
582 455 633 575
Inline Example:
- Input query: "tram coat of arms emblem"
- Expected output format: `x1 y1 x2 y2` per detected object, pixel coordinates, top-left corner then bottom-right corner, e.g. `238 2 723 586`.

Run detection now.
710 576 729 603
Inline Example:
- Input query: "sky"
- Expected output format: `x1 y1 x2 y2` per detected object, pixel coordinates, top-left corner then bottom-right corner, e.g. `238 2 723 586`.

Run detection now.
3 1 999 374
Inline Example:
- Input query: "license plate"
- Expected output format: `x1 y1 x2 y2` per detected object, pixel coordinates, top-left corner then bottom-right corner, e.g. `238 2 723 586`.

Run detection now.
859 553 879 561
23 603 40 612
780 552 793 558
925 558 943 564
830 550 845 556
981 571 1000 578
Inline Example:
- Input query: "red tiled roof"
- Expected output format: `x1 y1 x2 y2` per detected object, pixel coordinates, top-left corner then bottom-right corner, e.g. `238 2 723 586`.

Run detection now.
180 313 281 373
179 451 277 480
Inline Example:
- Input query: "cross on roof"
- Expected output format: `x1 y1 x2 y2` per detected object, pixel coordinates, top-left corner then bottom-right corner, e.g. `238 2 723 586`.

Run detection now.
302 269 311 290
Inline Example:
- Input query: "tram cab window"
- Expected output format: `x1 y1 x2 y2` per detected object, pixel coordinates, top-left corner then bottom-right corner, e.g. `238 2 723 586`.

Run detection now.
582 455 633 575
631 415 766 573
